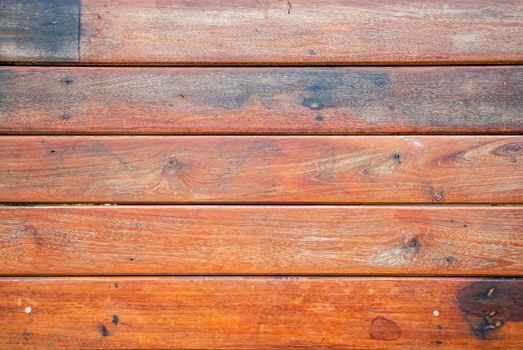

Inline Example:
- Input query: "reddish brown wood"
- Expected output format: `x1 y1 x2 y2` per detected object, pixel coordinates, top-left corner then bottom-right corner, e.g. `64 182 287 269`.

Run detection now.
0 136 521 203
1 66 522 134
1 1 522 349
79 0 523 64
0 206 521 276
1 0 522 64
1 277 522 349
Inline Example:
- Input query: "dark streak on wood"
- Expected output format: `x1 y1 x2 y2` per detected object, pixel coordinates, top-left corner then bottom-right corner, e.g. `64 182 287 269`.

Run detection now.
0 67 521 134
97 323 110 337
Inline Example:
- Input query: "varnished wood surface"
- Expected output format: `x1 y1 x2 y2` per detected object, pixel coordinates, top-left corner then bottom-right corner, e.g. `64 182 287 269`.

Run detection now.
1 277 522 349
81 0 523 65
0 136 521 203
1 1 523 64
1 66 522 134
1 1 522 349
0 206 521 276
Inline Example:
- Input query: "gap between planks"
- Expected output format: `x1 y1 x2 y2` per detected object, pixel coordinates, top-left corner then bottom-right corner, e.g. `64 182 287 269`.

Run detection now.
3 274 523 279
3 62 523 67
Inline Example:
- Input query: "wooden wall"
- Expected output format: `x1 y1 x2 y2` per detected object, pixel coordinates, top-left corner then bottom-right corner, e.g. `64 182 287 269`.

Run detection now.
0 1 522 349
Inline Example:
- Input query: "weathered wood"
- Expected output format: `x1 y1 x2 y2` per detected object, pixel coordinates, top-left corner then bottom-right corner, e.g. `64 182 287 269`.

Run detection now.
1 277 522 349
79 0 523 64
0 0 80 62
1 1 522 64
1 66 522 134
1 1 521 349
0 206 521 276
0 136 521 203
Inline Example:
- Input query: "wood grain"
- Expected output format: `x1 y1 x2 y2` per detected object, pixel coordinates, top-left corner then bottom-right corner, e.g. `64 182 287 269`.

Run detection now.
1 277 522 349
1 66 522 134
0 136 521 203
80 0 523 64
2 1 522 349
0 0 80 62
0 206 521 276
1 1 522 64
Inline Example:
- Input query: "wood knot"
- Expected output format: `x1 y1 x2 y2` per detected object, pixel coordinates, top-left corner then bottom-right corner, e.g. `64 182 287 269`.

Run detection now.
444 255 459 266
499 143 521 156
401 235 421 259
371 73 390 87
406 237 420 249
62 77 74 85
491 142 522 163
392 152 402 163
164 156 185 172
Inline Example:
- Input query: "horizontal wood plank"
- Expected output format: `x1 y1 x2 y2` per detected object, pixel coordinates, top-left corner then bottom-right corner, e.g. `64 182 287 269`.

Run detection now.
76 0 523 64
0 206 521 276
0 136 521 203
2 1 522 64
1 66 522 134
1 277 522 349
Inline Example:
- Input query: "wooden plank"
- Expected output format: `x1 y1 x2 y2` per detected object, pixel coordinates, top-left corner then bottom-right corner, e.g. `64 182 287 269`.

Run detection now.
78 0 523 64
1 1 522 64
1 277 522 349
0 136 521 203
0 0 80 62
1 66 522 134
0 206 521 276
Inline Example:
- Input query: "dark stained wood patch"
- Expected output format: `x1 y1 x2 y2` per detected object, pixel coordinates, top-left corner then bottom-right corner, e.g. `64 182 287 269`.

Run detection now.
1 278 522 349
2 0 521 64
0 66 522 134
458 281 523 339
0 0 80 62
370 317 402 340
